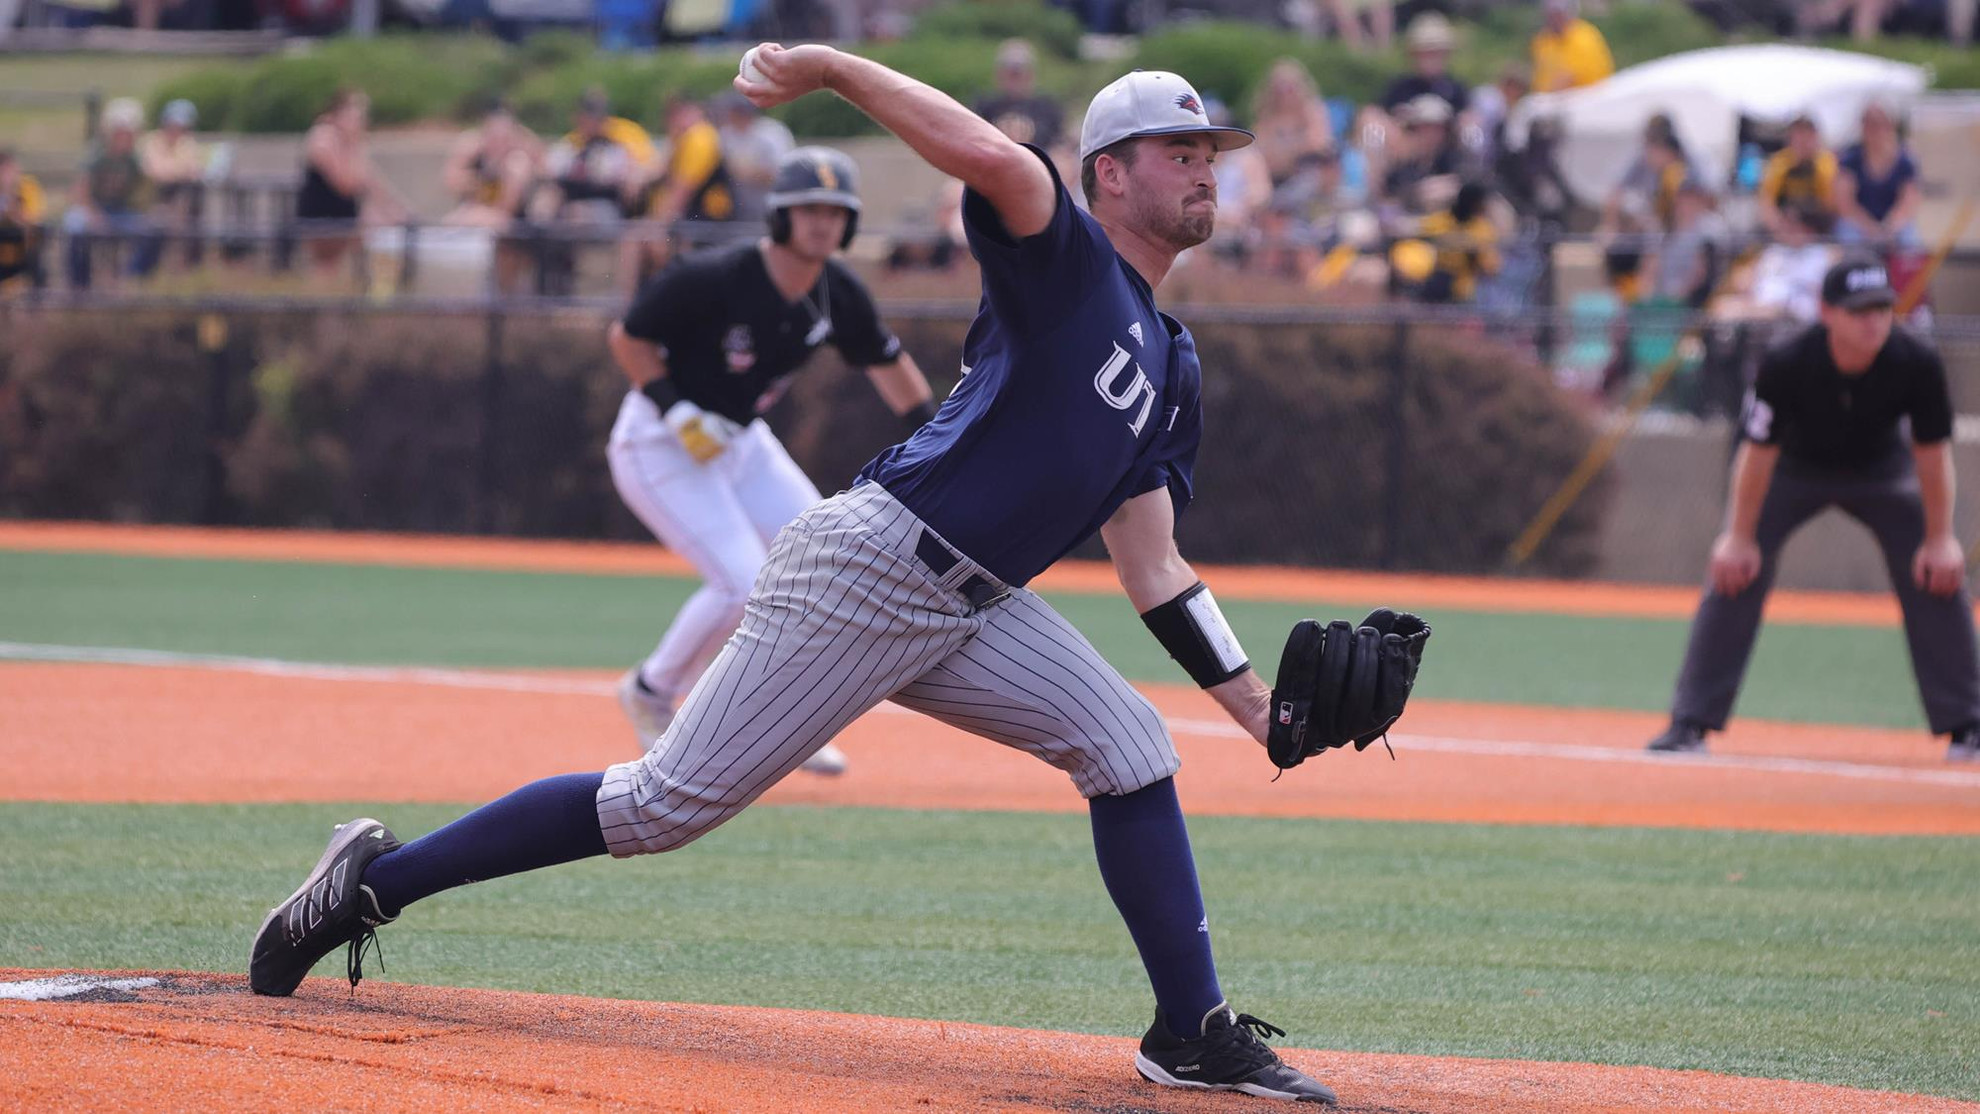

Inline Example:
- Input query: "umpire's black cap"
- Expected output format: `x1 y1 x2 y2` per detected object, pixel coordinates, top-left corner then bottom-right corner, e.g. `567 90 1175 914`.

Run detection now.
1821 255 1897 310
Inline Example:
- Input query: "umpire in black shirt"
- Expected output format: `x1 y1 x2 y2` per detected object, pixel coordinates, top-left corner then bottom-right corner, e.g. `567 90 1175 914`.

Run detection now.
1648 257 1980 762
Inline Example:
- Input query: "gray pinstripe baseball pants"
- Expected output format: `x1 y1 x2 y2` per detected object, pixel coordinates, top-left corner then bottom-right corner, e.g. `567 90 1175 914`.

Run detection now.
598 482 1180 857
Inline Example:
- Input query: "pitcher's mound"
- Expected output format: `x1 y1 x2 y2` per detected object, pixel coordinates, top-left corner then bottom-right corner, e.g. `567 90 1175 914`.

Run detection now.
2 970 1971 1113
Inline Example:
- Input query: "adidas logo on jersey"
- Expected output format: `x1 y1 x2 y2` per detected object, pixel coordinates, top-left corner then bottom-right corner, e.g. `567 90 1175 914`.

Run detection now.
1128 322 1144 346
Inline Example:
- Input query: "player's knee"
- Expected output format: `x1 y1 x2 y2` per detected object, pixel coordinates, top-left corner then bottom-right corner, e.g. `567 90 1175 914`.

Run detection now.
598 759 753 856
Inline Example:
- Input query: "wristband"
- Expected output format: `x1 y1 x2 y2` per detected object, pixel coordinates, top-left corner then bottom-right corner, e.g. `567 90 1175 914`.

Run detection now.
1139 581 1250 688
904 399 939 429
640 378 680 411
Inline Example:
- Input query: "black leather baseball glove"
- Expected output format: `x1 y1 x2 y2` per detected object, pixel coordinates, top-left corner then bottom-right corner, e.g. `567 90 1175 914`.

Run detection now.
1267 608 1431 770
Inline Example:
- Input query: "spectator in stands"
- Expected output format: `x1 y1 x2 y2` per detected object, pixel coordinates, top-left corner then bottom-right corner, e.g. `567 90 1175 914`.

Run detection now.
1650 176 1728 309
63 97 159 290
1758 114 1838 240
0 147 48 291
1402 179 1501 303
1472 64 1529 164
1205 96 1273 264
625 96 738 290
1256 144 1370 284
1530 0 1614 93
442 103 543 230
538 89 656 224
973 39 1065 154
297 89 408 278
528 90 653 297
1725 203 1835 324
441 103 543 296
138 98 206 271
1323 0 1393 51
1248 58 1336 188
714 92 794 220
1381 13 1469 124
1603 116 1693 236
1378 93 1462 220
1835 101 1922 250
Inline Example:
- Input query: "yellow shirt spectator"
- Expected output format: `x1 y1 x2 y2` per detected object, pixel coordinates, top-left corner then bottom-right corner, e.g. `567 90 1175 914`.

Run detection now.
3 172 46 225
1418 208 1500 302
596 116 658 167
1531 18 1614 92
1759 148 1837 214
0 170 47 284
659 119 735 221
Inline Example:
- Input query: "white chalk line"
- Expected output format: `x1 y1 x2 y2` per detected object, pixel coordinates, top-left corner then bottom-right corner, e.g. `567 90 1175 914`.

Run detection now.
0 975 160 1001
4 641 1978 791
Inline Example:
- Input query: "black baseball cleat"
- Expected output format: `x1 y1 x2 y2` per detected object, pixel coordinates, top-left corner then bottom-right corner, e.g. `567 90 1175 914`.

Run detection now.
249 818 402 996
1646 720 1708 754
1948 726 1980 763
1135 1003 1338 1104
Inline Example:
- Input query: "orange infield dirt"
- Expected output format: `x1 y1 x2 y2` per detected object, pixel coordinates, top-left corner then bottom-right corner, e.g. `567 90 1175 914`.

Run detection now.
7 523 1980 1111
4 663 1978 834
0 519 1929 626
4 972 1976 1114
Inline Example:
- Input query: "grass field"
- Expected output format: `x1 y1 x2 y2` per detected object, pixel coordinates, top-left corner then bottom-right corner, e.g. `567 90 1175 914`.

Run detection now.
0 549 1938 728
3 803 1975 1099
3 545 1977 1101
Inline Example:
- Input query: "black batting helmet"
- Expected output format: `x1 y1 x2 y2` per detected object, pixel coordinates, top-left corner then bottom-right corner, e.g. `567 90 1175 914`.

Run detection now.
766 146 861 249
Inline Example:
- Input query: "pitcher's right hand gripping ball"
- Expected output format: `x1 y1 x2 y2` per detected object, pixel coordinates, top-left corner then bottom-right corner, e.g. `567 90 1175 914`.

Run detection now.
1268 608 1430 769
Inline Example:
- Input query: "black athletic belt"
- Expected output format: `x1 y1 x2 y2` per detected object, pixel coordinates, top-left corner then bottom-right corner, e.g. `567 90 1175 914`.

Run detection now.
914 530 1009 610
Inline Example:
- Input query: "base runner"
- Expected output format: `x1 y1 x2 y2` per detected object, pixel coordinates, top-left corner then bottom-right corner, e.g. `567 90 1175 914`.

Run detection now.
606 145 938 775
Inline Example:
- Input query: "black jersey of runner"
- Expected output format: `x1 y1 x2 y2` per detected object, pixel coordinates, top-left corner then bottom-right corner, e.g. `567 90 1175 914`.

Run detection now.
620 241 902 426
1744 323 1953 471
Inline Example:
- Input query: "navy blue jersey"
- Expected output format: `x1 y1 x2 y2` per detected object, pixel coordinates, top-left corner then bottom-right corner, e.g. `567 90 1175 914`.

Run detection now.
858 146 1203 587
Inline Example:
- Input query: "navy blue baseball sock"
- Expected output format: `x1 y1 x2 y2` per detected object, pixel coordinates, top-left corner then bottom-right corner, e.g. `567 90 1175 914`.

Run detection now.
1089 777 1224 1038
361 773 609 918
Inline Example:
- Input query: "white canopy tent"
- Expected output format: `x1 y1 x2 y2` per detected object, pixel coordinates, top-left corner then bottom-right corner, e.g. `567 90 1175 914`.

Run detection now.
1505 44 1931 208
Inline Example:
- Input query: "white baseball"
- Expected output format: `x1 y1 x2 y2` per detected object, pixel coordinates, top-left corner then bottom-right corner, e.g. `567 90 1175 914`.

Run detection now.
740 46 765 84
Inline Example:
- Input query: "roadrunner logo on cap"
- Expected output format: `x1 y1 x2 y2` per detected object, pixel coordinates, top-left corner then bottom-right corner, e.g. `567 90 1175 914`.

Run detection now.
815 155 838 190
1174 92 1203 116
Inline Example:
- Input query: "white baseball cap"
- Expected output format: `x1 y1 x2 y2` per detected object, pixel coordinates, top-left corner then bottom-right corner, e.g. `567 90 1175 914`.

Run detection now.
1078 70 1254 162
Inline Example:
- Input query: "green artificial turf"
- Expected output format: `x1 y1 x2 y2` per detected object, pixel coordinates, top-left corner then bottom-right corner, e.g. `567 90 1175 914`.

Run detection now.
0 549 1935 729
0 803 1973 1099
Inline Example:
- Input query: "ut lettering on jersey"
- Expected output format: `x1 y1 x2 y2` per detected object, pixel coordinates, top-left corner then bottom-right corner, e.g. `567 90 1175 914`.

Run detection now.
1093 343 1157 436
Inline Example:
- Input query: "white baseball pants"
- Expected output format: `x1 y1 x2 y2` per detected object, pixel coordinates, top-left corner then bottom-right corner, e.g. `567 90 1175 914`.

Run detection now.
607 390 822 703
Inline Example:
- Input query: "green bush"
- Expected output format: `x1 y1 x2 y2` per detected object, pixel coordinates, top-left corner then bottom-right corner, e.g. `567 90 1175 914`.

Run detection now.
1589 1 1728 70
508 50 741 136
139 5 1980 140
145 66 252 131
1127 23 1396 118
910 0 1084 60
150 33 514 133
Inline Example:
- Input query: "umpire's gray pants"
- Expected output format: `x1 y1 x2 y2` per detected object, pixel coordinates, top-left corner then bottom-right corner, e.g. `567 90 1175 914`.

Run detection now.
597 483 1179 856
1670 460 1980 734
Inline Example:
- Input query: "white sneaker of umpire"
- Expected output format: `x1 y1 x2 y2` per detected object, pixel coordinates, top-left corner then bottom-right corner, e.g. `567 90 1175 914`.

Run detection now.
799 742 849 777
616 669 675 753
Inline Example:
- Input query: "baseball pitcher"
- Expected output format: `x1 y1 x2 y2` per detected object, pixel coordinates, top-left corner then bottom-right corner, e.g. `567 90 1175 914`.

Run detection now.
250 48 1431 1106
